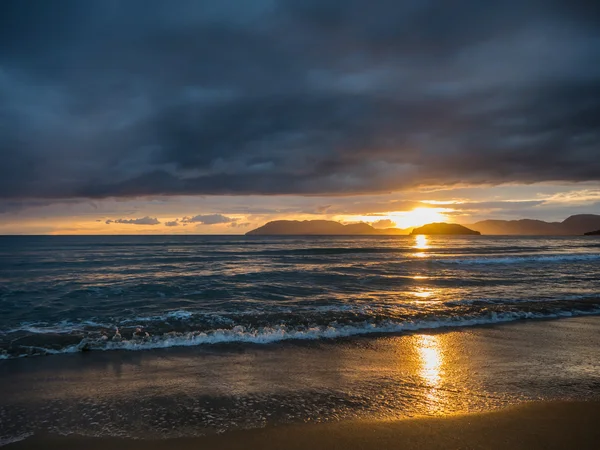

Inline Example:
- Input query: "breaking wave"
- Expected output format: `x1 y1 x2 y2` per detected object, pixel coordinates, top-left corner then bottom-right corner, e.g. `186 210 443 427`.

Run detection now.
2 305 600 359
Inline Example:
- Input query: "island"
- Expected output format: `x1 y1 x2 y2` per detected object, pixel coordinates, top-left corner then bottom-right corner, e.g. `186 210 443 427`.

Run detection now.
410 222 481 235
584 229 600 236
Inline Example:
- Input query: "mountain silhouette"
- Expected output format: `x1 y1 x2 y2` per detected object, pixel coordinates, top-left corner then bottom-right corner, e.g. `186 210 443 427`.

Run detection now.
246 220 406 235
247 214 600 236
468 214 600 235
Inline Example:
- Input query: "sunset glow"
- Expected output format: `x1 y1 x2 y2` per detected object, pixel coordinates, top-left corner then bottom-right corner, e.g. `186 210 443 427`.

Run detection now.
2 1 600 447
396 208 449 228
349 207 451 230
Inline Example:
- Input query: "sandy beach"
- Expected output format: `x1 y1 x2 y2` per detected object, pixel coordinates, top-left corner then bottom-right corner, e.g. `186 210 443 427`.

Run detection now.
7 401 600 449
2 316 600 448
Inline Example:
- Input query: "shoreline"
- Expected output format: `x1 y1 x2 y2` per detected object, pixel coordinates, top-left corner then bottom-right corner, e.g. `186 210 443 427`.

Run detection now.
3 308 600 362
2 316 599 447
7 400 600 450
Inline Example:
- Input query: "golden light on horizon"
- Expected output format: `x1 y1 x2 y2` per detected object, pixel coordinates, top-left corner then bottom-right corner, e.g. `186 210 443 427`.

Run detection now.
397 207 448 228
347 207 451 230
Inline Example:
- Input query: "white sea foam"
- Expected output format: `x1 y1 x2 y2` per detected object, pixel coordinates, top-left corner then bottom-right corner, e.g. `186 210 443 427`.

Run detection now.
121 309 194 324
0 432 34 448
19 345 81 355
18 307 598 357
3 312 197 336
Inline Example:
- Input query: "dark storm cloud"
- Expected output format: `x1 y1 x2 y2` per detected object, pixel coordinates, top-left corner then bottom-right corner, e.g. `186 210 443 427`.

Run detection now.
1 0 599 200
106 216 160 225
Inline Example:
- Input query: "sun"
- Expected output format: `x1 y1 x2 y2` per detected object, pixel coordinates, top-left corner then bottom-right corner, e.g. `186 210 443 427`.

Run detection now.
346 207 450 230
395 207 448 229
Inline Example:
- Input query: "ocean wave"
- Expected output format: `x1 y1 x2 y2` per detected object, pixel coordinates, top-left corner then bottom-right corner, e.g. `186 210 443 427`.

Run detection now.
3 296 599 338
442 294 599 306
120 310 194 324
3 320 105 335
441 253 600 265
3 308 599 359
257 247 410 256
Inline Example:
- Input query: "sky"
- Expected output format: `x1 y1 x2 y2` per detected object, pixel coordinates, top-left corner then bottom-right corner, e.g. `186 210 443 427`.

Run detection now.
1 0 599 234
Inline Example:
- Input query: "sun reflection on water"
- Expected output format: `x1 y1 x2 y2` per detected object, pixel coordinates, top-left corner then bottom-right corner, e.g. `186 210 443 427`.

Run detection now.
413 235 429 258
414 234 429 249
413 289 433 298
416 334 444 412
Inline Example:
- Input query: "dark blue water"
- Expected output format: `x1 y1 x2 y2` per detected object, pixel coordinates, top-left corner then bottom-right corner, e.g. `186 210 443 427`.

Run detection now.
1 235 600 358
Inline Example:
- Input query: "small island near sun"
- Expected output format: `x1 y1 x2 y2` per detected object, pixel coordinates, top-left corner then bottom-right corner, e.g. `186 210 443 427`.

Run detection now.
584 229 600 235
410 222 481 235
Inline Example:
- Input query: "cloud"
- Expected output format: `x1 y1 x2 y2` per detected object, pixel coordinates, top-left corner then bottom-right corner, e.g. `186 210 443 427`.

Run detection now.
181 214 236 225
545 189 600 204
106 216 160 225
164 220 179 227
371 219 396 229
446 200 546 211
0 1 599 201
318 200 426 215
229 221 251 228
315 205 332 213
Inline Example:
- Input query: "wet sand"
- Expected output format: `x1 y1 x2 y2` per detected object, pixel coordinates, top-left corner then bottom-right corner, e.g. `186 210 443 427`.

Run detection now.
2 317 600 446
8 401 600 450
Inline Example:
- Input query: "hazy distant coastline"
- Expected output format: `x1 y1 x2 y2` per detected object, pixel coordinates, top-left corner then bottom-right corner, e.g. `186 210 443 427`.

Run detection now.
246 214 600 236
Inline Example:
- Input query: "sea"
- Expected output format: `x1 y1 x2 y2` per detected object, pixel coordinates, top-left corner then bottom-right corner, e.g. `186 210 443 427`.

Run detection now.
1 235 600 444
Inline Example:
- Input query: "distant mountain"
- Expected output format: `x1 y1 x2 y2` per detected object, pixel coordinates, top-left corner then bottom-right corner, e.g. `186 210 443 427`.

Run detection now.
468 219 562 235
584 229 600 236
247 214 600 236
246 220 407 235
468 214 600 235
562 215 600 234
410 223 480 235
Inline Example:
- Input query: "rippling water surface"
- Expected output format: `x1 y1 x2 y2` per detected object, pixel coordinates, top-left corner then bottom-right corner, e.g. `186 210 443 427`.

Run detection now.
1 235 600 358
